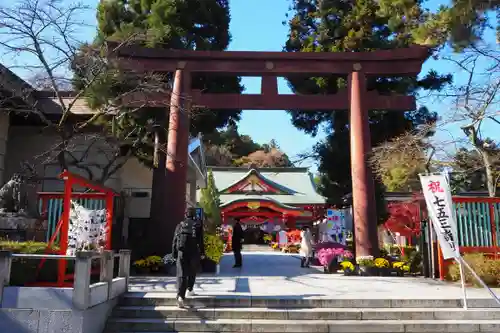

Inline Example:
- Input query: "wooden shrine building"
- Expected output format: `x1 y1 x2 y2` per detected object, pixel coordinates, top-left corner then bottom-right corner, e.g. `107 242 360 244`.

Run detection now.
202 167 326 232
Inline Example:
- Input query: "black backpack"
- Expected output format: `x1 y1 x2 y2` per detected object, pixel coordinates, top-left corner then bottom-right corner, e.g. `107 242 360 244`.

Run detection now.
177 218 198 252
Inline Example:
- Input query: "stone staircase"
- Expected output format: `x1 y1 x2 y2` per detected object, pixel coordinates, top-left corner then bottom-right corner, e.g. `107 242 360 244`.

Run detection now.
105 292 500 332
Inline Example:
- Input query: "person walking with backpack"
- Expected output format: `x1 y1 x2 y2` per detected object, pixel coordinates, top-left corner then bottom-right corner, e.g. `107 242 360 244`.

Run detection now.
172 207 205 308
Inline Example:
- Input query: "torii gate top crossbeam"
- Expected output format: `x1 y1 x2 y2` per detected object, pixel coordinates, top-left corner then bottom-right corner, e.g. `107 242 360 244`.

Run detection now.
111 44 430 76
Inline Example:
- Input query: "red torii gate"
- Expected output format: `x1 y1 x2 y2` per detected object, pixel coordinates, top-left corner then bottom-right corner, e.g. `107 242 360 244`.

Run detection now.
113 44 429 258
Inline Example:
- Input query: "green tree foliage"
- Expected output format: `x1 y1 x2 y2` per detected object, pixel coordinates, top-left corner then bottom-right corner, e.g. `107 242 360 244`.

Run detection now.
93 0 243 149
200 170 222 233
398 0 499 50
204 125 293 167
450 148 500 195
284 0 451 220
88 0 244 255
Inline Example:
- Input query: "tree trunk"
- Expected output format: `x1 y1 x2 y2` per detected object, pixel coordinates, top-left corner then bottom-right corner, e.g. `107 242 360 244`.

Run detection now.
482 152 497 197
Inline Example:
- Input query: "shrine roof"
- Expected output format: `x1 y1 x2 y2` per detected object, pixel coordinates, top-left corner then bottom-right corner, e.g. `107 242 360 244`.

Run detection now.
200 167 326 205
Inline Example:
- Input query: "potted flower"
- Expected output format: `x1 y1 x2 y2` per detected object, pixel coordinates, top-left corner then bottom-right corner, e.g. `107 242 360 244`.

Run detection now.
340 261 355 276
263 234 273 244
374 258 390 276
202 234 224 273
133 256 164 275
392 261 410 276
356 256 375 276
132 259 148 275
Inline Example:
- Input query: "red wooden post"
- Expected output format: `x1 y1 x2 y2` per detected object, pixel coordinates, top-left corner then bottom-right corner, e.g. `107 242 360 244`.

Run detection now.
348 68 379 258
489 203 497 247
157 69 192 254
58 172 73 286
105 193 114 250
437 244 446 280
288 216 296 230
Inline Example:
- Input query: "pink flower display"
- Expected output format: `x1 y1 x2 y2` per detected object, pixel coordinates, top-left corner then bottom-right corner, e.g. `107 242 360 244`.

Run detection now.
316 247 353 266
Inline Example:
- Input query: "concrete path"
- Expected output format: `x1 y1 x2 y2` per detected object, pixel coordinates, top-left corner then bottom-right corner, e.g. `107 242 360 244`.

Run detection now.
129 252 500 300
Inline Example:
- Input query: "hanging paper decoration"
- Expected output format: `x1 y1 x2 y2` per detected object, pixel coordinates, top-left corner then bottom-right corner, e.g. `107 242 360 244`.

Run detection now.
67 201 108 255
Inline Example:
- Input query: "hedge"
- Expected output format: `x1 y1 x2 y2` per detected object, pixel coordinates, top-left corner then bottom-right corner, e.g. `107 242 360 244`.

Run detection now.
0 241 74 286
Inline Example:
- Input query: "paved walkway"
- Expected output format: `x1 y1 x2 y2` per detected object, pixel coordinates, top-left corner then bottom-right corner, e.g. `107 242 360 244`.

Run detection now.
129 252 500 300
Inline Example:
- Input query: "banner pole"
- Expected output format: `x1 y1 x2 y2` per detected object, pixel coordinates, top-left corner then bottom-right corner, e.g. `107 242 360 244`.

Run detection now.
455 257 468 309
459 256 500 306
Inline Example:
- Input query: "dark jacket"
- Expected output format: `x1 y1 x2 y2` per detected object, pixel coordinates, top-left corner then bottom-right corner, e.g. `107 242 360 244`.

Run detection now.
172 218 205 276
232 223 244 251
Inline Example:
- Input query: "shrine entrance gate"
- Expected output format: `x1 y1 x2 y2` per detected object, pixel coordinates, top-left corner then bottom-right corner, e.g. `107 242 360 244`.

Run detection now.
113 44 429 258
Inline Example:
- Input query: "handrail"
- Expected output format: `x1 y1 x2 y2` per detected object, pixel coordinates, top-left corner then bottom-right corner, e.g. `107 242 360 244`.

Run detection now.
12 253 105 260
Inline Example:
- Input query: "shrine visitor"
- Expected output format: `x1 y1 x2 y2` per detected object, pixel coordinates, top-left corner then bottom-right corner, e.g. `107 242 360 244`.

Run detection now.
300 226 314 268
232 218 244 268
172 207 205 308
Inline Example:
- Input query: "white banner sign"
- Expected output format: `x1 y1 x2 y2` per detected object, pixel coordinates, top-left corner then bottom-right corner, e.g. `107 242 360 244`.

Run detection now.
420 174 460 260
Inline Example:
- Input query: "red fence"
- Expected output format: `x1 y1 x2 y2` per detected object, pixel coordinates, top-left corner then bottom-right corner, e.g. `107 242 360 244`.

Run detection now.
384 195 500 280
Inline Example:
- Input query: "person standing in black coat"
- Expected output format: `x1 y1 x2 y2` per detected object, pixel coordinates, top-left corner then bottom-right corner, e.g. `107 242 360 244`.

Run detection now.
172 208 205 308
232 219 244 268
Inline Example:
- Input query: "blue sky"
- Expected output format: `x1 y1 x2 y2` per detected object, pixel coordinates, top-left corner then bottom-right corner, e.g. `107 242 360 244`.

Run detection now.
227 0 497 169
1 0 497 171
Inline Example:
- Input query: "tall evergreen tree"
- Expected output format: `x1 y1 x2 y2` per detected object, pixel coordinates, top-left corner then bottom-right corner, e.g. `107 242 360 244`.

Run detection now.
403 0 499 50
96 0 243 136
284 0 451 222
93 0 243 255
200 170 222 234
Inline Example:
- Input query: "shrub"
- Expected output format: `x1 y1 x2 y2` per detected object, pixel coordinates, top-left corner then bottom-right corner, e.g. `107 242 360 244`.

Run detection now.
356 256 375 267
448 253 500 287
0 240 59 254
204 234 224 264
0 241 71 286
282 244 300 253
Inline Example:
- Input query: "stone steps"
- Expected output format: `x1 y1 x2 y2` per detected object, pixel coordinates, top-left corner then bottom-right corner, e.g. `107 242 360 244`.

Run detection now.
113 305 500 320
120 293 500 308
105 318 500 332
105 293 500 332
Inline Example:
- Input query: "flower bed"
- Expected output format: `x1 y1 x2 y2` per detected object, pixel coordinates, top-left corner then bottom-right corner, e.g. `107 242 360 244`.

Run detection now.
313 242 423 277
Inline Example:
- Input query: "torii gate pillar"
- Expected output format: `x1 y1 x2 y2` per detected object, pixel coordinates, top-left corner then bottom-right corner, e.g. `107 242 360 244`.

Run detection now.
349 68 379 258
